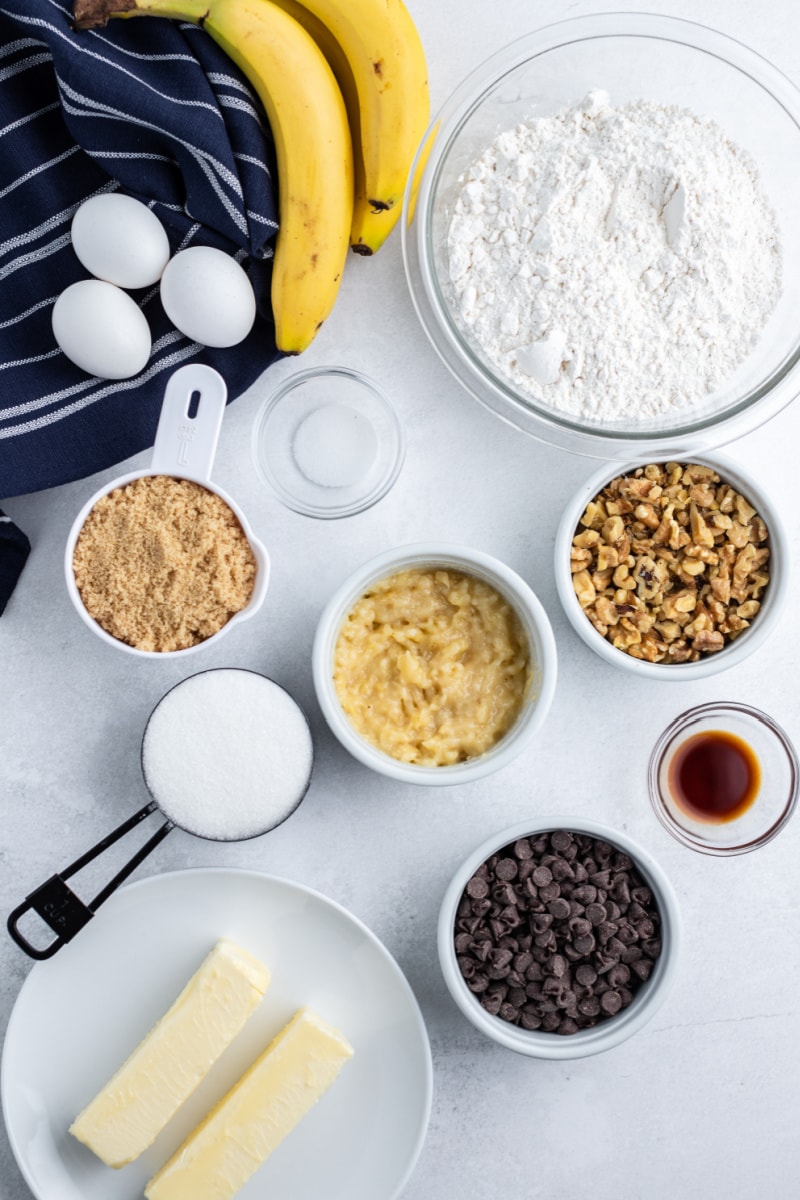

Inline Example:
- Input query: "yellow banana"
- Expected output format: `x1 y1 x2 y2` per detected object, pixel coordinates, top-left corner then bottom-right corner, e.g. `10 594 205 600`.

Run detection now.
266 0 430 254
73 0 354 353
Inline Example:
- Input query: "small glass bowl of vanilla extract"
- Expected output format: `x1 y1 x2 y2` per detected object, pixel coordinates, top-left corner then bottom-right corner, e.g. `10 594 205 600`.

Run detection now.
648 702 799 855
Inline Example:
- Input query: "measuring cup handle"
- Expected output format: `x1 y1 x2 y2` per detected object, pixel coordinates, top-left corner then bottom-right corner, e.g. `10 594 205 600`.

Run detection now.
6 802 174 960
150 363 228 479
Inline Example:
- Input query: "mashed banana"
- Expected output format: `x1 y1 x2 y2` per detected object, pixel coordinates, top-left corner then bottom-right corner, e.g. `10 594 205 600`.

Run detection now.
333 567 532 766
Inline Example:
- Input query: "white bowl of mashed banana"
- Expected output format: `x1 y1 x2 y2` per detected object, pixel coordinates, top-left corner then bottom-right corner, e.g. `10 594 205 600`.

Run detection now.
312 543 557 785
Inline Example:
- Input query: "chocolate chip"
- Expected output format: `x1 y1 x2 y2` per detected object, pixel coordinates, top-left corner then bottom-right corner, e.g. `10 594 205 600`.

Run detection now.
466 876 489 899
468 974 489 993
585 903 607 925
575 964 597 987
551 857 575 882
578 995 601 1017
521 1010 542 1030
514 839 534 860
570 917 592 937
496 857 518 882
538 881 561 903
607 964 631 989
551 831 572 852
532 865 553 887
590 869 612 889
600 990 623 1015
573 932 596 955
632 958 653 982
547 898 571 920
550 954 568 978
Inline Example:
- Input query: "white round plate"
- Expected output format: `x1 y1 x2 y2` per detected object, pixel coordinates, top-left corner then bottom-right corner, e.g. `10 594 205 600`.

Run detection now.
1 868 433 1200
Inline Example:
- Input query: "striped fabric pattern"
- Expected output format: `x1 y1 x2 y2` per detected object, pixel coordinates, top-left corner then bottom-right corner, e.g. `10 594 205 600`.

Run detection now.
0 0 281 500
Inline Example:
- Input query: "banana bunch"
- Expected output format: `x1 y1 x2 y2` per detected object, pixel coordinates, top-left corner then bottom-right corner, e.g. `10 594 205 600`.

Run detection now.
73 0 430 354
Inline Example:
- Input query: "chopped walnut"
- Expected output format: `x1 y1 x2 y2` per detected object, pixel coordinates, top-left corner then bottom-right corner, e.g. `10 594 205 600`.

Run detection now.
570 463 770 664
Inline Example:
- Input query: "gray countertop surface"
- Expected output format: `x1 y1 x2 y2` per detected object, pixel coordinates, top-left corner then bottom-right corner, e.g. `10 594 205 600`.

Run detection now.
3 1 800 1197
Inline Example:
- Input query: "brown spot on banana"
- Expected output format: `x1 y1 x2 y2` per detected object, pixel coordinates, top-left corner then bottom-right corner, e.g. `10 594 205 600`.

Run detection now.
72 0 137 28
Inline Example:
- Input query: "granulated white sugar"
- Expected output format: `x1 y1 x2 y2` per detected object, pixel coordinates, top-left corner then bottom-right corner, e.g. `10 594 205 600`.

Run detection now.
141 670 313 840
447 90 782 423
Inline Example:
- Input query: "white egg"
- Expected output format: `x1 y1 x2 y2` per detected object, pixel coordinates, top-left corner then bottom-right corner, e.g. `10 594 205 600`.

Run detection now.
160 246 256 348
52 280 152 379
71 193 171 289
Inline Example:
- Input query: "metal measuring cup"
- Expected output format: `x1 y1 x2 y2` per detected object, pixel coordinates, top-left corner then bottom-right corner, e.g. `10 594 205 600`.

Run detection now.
7 670 314 960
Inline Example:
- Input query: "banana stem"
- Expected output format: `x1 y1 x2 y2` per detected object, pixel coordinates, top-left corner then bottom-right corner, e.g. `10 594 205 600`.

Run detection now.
73 0 209 30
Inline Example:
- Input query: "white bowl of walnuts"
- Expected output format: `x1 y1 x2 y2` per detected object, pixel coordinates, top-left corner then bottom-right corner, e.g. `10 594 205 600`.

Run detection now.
554 455 789 679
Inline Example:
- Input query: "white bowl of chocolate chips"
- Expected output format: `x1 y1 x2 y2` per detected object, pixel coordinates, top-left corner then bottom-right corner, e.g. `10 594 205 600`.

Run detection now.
438 818 681 1058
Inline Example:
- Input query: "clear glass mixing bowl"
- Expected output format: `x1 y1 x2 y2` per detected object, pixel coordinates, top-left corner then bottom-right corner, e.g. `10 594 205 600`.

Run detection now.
402 13 800 458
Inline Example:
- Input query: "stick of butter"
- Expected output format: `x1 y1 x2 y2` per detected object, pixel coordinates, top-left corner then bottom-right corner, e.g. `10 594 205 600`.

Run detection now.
144 1007 354 1200
69 939 270 1169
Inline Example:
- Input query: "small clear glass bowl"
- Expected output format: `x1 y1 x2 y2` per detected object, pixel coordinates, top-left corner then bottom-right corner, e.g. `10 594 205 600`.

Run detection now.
403 12 800 458
648 702 799 855
252 366 405 519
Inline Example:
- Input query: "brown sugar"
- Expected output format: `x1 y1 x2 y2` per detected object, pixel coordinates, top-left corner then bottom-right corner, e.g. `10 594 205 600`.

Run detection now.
72 475 257 652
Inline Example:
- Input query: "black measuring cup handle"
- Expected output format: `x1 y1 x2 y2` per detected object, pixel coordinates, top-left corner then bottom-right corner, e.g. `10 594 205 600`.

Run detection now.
7 801 174 960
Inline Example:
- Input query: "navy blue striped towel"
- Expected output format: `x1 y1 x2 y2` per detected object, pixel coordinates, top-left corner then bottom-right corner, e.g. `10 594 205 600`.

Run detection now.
0 0 285 609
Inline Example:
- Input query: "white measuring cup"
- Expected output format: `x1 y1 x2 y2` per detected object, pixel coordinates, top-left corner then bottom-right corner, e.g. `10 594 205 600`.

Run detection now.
64 363 270 657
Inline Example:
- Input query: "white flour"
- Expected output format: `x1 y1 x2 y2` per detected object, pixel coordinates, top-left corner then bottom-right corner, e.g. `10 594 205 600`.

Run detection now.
447 91 782 423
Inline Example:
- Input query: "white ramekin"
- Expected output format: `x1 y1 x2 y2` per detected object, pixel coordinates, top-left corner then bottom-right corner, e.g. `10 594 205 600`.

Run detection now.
437 817 681 1058
64 365 269 659
553 453 788 680
312 543 557 785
